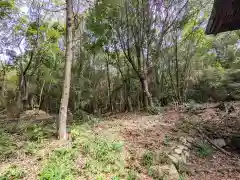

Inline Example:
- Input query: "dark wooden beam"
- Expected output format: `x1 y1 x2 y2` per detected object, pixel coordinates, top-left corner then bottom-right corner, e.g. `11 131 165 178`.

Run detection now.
206 0 240 35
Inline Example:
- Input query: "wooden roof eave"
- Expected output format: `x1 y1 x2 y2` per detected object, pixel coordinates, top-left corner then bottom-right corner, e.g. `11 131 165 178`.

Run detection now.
206 0 240 35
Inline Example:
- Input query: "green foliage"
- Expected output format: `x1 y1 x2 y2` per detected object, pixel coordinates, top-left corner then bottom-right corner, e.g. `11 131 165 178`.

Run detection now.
197 143 213 158
141 151 172 169
0 131 18 160
71 124 126 178
26 124 46 142
156 152 172 165
0 0 14 19
23 141 42 155
147 106 162 115
162 135 171 147
127 170 139 180
147 167 161 180
141 151 154 167
39 148 77 180
0 165 25 180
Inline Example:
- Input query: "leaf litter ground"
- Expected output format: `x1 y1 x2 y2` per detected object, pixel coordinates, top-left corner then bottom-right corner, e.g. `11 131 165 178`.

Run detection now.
1 103 240 179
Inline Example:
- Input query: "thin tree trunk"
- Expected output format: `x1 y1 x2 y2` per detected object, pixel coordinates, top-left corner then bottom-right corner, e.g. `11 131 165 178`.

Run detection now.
175 34 181 102
124 79 133 112
106 56 112 112
0 64 6 106
38 80 45 109
58 0 73 140
140 76 153 109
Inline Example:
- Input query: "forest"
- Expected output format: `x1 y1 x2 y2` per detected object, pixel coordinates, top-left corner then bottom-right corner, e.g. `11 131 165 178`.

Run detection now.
1 0 240 179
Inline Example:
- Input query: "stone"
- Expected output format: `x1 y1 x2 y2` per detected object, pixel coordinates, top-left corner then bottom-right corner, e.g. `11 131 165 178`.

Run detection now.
186 137 194 143
185 142 192 148
178 144 188 150
174 148 183 154
212 138 226 148
149 164 179 180
173 145 187 154
20 109 48 118
179 136 187 144
168 154 182 164
181 154 187 164
183 150 190 159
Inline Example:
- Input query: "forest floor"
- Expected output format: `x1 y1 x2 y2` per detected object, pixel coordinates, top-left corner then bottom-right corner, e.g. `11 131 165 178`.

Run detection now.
0 102 240 179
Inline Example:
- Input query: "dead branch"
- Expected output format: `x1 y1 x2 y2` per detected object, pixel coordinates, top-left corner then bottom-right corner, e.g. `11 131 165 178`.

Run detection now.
195 127 233 157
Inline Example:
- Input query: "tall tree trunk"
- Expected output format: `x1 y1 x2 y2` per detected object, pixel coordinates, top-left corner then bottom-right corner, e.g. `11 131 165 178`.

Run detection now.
124 79 133 112
106 56 112 112
58 0 73 140
174 33 181 102
140 75 153 109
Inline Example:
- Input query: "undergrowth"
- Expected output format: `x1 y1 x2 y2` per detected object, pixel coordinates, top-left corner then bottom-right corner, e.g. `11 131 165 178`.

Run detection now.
127 170 140 180
0 165 25 180
0 131 18 161
141 151 171 168
0 122 53 160
197 143 214 158
71 124 126 179
39 123 126 179
39 148 78 180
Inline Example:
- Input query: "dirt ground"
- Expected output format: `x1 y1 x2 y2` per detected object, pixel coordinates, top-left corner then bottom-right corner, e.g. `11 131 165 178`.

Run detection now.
1 102 240 179
93 104 240 180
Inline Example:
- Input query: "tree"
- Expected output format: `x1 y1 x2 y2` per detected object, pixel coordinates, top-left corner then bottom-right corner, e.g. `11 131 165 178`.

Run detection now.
58 0 73 140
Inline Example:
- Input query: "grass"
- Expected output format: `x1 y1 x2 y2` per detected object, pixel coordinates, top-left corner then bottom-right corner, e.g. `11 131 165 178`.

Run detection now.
39 123 126 179
0 121 53 161
39 148 78 180
0 131 19 161
1 118 127 179
197 143 214 158
141 151 171 168
162 135 173 147
0 165 25 180
71 124 126 179
127 170 140 180
141 151 154 167
1 114 197 179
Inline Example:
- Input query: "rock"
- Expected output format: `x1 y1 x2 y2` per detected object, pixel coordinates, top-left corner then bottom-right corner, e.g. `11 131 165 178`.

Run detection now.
183 150 190 159
186 137 194 143
212 138 226 148
174 148 182 154
20 109 47 116
168 154 182 164
181 154 187 164
149 164 179 180
185 142 192 148
173 145 187 154
235 159 240 167
178 144 188 150
179 136 187 144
